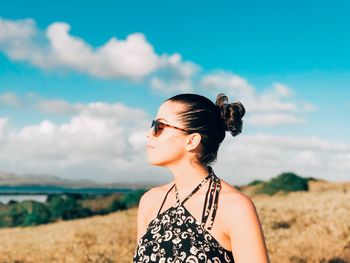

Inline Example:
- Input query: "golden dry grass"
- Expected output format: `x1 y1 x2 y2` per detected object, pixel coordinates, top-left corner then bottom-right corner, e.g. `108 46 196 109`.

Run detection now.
0 181 349 263
0 207 137 263
252 181 350 263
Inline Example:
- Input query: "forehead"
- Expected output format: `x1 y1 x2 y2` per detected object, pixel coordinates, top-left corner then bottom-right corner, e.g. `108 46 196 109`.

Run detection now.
156 101 185 124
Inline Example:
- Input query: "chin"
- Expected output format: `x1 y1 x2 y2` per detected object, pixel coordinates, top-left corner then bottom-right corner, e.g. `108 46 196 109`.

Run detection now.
147 159 166 167
146 150 183 167
146 155 170 167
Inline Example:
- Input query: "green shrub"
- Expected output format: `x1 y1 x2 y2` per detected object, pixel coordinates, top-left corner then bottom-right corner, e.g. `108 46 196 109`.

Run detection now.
247 179 264 186
120 188 148 209
254 172 308 196
0 189 148 228
108 199 127 212
47 194 92 221
0 212 12 227
21 201 51 226
47 194 69 220
4 201 51 227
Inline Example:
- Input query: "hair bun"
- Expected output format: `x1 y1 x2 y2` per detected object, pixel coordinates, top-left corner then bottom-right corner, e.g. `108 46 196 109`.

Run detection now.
215 93 245 137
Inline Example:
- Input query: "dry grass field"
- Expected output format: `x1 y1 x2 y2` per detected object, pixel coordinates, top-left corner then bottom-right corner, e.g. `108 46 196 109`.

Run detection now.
0 180 349 263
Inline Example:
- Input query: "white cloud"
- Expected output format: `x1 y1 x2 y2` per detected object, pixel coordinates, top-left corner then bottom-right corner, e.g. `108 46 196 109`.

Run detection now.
0 17 199 86
0 92 81 115
0 18 35 41
271 83 293 97
36 99 80 114
214 133 350 184
0 101 158 184
46 23 159 79
200 72 297 112
0 92 22 107
0 117 8 139
128 131 148 151
200 71 255 99
149 53 199 94
198 71 317 126
0 18 160 79
246 113 305 126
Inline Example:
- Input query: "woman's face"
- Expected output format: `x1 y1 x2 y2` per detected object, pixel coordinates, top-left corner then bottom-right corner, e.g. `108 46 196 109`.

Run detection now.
145 101 190 167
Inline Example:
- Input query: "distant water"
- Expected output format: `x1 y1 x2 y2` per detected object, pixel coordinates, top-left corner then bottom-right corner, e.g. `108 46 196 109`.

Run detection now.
0 195 47 204
0 186 135 204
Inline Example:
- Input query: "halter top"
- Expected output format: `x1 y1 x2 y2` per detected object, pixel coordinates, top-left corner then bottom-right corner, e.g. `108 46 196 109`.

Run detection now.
133 166 235 263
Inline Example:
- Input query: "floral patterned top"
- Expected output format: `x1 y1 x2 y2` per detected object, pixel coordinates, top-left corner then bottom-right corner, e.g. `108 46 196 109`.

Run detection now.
133 166 235 263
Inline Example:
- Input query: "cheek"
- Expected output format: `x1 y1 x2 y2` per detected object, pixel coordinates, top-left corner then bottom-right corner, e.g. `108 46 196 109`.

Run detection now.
146 139 185 165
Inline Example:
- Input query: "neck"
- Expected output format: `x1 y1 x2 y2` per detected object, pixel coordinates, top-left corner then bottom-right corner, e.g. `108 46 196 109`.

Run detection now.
167 160 210 200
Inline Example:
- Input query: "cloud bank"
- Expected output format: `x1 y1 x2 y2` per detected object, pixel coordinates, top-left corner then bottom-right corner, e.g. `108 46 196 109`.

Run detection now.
0 94 348 185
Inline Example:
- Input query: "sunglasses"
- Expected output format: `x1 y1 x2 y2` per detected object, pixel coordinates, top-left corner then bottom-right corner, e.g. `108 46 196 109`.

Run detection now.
151 119 190 137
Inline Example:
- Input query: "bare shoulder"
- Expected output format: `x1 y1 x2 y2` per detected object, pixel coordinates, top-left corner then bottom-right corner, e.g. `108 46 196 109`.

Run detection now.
219 180 269 262
218 178 248 201
139 182 173 212
144 182 173 198
218 179 258 229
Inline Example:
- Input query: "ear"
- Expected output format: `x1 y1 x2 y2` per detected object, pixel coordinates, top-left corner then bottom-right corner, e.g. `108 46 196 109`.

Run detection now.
185 133 202 151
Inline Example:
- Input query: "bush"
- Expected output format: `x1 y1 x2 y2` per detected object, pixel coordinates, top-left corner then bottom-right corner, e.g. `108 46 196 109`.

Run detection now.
247 179 264 186
119 188 148 209
5 201 51 227
254 172 308 196
47 194 92 221
108 199 127 212
0 189 148 228
46 194 68 220
21 201 51 226
0 212 11 227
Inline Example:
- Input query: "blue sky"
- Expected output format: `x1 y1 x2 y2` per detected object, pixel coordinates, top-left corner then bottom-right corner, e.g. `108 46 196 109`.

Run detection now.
0 0 349 185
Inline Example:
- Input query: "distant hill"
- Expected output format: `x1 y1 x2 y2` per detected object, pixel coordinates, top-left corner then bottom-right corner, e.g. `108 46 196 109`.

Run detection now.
0 171 96 187
0 171 153 189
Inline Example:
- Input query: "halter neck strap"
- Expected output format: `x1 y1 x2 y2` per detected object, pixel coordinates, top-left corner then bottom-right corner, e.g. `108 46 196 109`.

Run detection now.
174 166 216 206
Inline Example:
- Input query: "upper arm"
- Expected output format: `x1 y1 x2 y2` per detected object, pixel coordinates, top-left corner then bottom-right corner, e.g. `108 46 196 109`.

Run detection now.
136 188 156 243
226 194 270 263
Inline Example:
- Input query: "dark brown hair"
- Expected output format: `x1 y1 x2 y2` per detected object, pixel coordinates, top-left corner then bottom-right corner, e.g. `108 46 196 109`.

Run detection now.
166 93 245 166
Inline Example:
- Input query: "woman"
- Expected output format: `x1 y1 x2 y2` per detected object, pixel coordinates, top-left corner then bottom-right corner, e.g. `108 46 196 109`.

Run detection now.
133 93 270 262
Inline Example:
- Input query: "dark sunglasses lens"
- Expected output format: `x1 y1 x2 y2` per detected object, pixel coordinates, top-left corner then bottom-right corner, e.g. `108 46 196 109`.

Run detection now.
154 121 159 135
152 120 164 136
